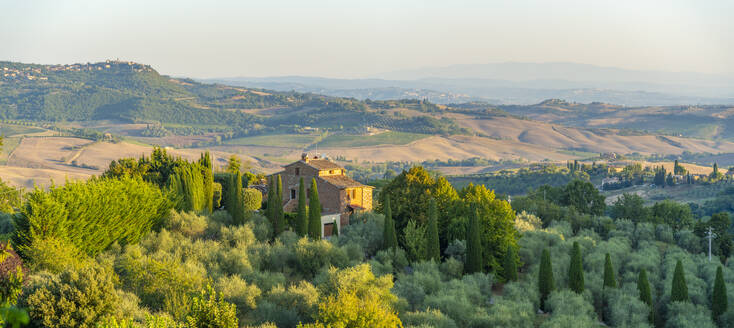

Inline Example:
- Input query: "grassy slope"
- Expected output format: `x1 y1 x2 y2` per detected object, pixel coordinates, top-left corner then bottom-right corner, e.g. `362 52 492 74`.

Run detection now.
224 134 320 148
316 131 428 148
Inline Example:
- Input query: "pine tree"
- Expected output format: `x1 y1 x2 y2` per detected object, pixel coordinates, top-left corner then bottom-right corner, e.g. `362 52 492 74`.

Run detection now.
273 175 284 235
670 259 689 303
712 266 728 321
539 248 555 312
308 178 322 240
296 177 308 236
568 241 585 294
503 246 518 282
603 253 617 289
637 269 653 324
425 198 440 262
465 210 483 274
382 197 398 250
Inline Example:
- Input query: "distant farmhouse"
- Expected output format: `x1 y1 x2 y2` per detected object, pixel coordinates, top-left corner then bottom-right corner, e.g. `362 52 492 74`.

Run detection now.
272 154 373 237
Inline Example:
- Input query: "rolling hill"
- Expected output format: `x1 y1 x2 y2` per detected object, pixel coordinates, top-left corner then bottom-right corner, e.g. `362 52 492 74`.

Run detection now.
3 60 734 189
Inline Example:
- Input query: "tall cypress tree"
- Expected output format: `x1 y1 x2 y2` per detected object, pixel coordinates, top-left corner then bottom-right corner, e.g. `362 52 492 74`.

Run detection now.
671 259 689 303
200 152 214 213
638 269 653 324
383 197 392 248
232 170 245 224
712 266 728 321
539 248 555 312
425 198 440 262
568 241 585 294
266 176 275 222
308 178 322 240
273 175 284 235
382 197 398 250
603 253 617 289
332 219 339 237
296 177 308 236
503 246 518 282
465 210 483 274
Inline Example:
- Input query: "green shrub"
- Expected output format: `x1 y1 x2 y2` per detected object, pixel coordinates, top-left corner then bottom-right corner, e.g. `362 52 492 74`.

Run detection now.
482 298 534 328
261 281 319 324
21 264 120 328
163 211 208 239
605 290 651 327
338 212 384 257
242 189 262 212
248 214 272 242
215 275 261 320
115 244 206 320
401 309 457 328
23 236 85 273
664 302 716 328
185 284 238 328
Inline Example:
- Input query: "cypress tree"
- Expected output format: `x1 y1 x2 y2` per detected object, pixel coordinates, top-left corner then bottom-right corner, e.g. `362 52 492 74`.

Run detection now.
638 269 653 324
382 197 398 250
332 219 339 237
603 253 617 289
274 175 284 235
568 241 585 293
308 178 322 240
503 246 518 282
539 248 555 312
383 197 392 248
170 165 205 212
465 210 483 274
266 176 275 222
296 177 308 236
232 170 245 224
425 198 440 262
671 259 689 303
712 266 728 321
200 152 214 213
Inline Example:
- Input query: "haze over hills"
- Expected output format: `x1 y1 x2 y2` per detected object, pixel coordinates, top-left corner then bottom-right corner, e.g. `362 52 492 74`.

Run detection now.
209 62 734 106
4 59 734 187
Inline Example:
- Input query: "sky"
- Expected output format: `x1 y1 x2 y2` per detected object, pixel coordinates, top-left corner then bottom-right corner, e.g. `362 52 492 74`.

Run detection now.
1 0 733 78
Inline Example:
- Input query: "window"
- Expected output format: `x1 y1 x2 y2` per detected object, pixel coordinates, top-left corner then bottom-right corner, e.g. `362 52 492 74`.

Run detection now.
291 189 296 199
295 168 300 175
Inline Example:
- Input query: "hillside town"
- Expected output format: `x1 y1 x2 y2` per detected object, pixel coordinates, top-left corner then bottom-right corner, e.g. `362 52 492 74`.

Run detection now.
0 60 153 82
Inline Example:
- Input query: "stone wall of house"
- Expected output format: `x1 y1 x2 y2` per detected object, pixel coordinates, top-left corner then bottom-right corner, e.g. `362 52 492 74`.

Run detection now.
362 187 373 211
277 161 346 215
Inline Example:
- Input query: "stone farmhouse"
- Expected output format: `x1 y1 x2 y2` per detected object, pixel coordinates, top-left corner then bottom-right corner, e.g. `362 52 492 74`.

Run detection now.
273 154 373 237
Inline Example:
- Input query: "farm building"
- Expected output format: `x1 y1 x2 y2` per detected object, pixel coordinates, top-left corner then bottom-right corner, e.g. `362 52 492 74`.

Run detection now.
271 153 373 237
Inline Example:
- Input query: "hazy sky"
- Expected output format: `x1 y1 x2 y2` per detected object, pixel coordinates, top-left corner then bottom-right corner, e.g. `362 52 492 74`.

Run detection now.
1 0 733 78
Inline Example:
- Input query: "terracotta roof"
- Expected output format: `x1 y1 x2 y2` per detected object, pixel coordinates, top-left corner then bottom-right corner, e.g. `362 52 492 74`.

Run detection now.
305 159 343 170
319 175 372 189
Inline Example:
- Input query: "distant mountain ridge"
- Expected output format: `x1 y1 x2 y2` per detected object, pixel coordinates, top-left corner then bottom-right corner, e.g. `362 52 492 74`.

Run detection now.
211 62 734 106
